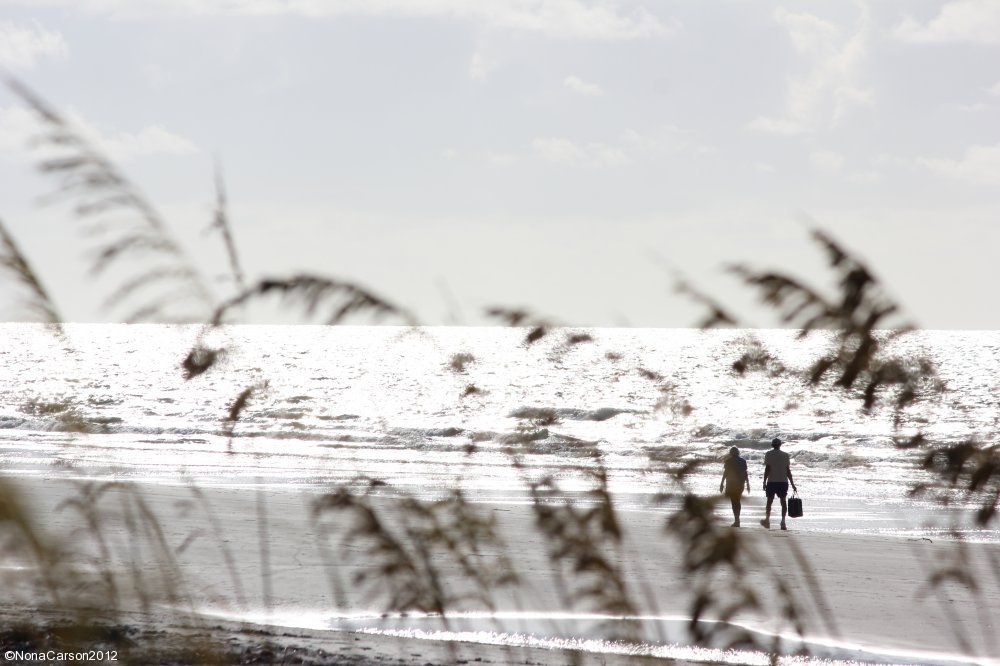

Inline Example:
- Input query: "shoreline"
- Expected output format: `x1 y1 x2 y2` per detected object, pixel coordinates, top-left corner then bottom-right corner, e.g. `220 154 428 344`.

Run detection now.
0 609 697 666
3 475 999 665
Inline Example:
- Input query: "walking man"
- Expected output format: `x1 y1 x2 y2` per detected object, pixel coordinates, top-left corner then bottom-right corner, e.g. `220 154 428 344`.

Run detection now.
760 437 797 530
720 446 750 527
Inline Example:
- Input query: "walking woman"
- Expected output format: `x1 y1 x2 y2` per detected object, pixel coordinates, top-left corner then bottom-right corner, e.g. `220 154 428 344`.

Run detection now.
720 446 750 526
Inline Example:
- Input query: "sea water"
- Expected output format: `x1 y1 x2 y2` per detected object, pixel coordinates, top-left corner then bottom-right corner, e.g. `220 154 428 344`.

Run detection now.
2 323 998 664
1 323 997 539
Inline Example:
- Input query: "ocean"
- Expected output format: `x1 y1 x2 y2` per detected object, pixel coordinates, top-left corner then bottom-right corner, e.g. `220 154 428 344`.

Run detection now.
2 322 996 542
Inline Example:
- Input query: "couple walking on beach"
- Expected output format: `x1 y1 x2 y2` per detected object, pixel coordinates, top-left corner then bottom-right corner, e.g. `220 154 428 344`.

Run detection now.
720 437 797 530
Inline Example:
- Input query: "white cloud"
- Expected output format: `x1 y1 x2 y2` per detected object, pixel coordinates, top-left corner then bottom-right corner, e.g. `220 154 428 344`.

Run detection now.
0 104 199 163
752 161 776 174
849 170 880 183
77 121 198 161
57 109 199 161
622 125 713 155
528 126 712 168
809 150 845 172
987 81 1000 97
508 125 716 168
0 20 68 69
951 101 991 111
487 152 517 166
6 0 678 40
747 117 805 137
469 51 497 80
917 142 1000 184
563 75 603 96
531 137 628 168
893 0 1000 45
871 153 907 169
749 7 871 136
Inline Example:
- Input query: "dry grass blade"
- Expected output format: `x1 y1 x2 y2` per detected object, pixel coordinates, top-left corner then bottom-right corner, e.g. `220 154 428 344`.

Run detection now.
901 436 998 651
399 490 519 609
663 493 774 649
312 482 447 615
3 76 213 322
223 381 269 450
908 538 977 656
726 265 834 332
181 343 223 380
0 479 70 608
120 287 210 324
783 536 840 639
725 229 938 413
917 439 1000 527
127 489 194 612
526 468 640 639
204 164 245 291
449 352 475 373
312 480 517 617
674 277 739 329
667 494 744 574
255 484 273 618
0 218 65 336
54 482 126 611
485 307 594 347
89 235 179 277
188 486 249 609
100 268 205 313
485 307 547 344
730 335 786 376
211 275 416 326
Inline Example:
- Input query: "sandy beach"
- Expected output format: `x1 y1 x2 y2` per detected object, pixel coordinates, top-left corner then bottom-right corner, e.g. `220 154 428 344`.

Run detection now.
1 475 996 665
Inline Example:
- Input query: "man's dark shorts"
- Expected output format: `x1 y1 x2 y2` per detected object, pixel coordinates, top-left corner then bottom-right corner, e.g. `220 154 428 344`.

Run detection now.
765 481 789 499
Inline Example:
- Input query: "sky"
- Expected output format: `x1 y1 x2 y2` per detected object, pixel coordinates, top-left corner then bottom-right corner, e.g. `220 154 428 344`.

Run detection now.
0 0 998 328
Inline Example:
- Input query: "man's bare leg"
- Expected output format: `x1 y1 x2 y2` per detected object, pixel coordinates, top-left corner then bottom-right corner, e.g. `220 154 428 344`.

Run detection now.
760 497 772 528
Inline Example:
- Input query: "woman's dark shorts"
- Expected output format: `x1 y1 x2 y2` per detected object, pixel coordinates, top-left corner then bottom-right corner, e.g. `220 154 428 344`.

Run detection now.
765 482 789 499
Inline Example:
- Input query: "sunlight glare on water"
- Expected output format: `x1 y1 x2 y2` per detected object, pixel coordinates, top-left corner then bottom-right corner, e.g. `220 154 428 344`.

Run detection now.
0 323 997 541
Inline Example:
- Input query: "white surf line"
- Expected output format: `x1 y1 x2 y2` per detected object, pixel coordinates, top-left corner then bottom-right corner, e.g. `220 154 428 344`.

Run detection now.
354 627 868 666
196 608 998 666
